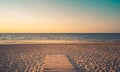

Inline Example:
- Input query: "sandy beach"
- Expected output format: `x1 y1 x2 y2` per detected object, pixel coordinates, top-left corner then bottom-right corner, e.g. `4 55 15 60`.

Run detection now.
1 0 120 71
0 43 120 72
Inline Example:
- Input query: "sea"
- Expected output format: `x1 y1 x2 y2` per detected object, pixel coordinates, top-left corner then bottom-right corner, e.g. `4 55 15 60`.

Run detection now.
0 33 120 43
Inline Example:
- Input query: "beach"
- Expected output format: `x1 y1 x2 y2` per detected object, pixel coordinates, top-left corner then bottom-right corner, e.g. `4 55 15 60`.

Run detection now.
1 0 120 71
0 43 120 72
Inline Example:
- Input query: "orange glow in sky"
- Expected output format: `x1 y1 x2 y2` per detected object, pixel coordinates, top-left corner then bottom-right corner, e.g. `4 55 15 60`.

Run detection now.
0 0 120 33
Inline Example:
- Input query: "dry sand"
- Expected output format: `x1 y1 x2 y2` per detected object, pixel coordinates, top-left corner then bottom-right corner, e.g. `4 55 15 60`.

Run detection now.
0 43 120 72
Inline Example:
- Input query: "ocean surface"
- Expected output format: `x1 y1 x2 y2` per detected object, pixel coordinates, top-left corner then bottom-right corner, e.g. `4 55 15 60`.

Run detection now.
0 33 120 43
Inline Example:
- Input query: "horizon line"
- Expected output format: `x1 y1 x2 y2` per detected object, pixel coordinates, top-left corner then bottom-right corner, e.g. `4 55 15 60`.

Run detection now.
0 32 120 34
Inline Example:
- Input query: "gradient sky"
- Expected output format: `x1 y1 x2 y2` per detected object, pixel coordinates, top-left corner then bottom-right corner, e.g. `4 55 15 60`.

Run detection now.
0 0 120 33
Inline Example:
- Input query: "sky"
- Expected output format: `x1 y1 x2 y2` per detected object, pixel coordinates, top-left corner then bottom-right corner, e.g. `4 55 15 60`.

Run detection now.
0 0 120 33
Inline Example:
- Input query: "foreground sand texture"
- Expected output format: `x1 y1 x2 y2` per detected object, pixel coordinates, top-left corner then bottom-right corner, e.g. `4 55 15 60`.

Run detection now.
41 55 77 72
0 44 120 72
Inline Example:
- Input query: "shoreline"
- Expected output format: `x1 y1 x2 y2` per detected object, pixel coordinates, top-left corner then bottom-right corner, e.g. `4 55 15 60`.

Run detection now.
0 40 120 45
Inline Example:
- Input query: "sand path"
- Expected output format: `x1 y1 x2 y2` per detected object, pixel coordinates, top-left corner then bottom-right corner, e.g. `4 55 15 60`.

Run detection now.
41 55 77 72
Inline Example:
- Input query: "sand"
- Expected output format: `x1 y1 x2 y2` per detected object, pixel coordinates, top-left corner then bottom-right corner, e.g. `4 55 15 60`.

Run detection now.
0 43 120 72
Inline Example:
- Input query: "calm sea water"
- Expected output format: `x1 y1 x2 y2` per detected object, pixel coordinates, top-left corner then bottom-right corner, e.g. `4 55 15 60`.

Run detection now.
0 33 120 42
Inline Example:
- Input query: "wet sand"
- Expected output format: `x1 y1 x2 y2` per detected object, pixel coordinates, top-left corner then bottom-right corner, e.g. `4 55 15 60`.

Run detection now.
0 43 120 72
